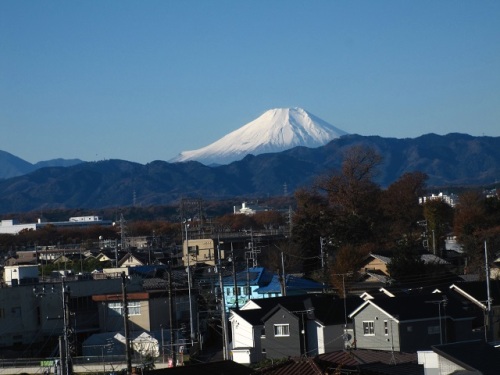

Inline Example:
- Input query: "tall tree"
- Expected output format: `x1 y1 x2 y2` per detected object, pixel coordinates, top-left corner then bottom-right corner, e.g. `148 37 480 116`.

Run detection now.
315 145 383 245
423 199 454 255
379 172 427 247
291 188 329 273
454 190 500 276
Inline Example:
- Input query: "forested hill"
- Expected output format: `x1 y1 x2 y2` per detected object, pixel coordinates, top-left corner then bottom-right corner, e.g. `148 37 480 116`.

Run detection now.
0 133 499 213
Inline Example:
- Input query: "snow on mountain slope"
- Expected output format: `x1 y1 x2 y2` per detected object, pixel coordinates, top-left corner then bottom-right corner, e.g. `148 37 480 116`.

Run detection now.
170 107 348 165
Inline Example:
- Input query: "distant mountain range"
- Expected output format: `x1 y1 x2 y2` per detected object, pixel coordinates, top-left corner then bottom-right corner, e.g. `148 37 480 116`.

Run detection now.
0 150 83 180
170 107 348 165
1 133 499 214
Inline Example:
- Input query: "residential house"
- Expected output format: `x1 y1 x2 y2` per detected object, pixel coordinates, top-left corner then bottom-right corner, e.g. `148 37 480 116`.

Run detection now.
223 267 274 311
359 253 450 277
92 276 192 335
449 280 500 341
3 265 39 286
418 340 500 375
355 253 452 291
3 251 38 266
118 251 150 268
359 253 391 277
255 274 325 299
0 276 136 352
182 238 221 267
229 294 358 364
349 292 477 352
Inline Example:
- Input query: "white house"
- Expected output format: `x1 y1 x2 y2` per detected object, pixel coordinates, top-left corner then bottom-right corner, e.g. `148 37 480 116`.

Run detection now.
3 265 39 286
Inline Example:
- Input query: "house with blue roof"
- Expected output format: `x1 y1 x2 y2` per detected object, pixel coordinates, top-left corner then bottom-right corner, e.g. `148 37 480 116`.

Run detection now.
222 268 325 312
222 267 274 311
255 274 324 297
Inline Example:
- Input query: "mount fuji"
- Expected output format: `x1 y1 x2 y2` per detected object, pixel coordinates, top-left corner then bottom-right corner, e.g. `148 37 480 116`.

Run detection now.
170 107 348 165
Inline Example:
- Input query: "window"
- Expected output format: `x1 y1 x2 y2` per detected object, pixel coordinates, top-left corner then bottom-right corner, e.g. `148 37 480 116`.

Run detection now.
428 326 440 335
109 301 141 316
274 324 290 337
243 286 251 295
384 320 389 335
261 327 266 337
226 288 231 296
363 321 375 335
128 301 141 316
109 302 123 315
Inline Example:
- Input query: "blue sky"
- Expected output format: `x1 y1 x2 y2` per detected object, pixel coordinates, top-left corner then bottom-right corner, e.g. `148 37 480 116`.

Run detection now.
1 1 499 164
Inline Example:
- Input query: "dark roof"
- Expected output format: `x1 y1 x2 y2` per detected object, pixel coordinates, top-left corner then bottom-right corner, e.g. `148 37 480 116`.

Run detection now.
318 349 417 366
232 294 362 327
432 340 500 375
307 295 360 326
256 349 419 374
241 294 312 311
351 292 475 321
232 308 267 326
149 360 256 375
450 280 500 307
256 357 323 374
358 362 424 375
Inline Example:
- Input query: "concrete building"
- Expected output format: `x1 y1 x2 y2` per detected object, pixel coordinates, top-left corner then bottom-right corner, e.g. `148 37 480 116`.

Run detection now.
0 216 112 235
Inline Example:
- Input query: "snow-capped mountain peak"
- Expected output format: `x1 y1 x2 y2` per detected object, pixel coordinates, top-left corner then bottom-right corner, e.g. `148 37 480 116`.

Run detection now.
170 107 348 165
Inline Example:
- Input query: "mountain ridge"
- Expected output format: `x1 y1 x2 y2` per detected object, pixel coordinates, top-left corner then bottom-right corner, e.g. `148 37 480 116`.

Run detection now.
0 150 84 180
0 133 499 214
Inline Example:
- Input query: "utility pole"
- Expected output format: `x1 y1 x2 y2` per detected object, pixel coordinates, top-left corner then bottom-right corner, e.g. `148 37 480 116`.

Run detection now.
167 264 176 367
121 272 132 375
320 237 328 291
432 229 436 256
61 278 72 375
119 214 127 254
33 281 73 375
281 251 286 296
231 243 239 310
485 240 494 342
217 239 230 360
184 221 195 344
